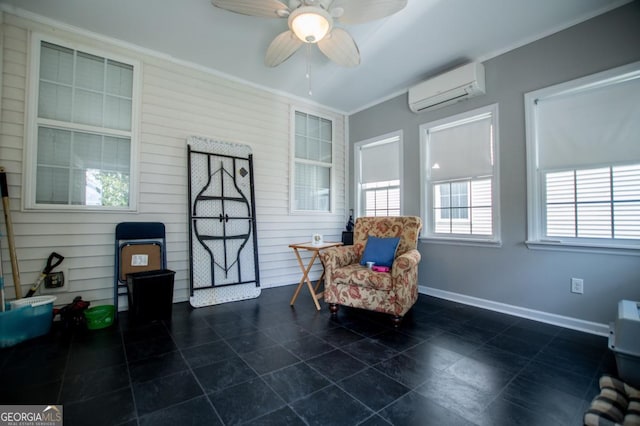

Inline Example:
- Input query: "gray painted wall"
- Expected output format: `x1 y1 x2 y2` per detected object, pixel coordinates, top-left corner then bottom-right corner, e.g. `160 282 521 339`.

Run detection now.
348 2 640 325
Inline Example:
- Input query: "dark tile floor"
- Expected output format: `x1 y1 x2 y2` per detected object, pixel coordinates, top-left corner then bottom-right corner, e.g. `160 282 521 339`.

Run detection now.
0 285 617 425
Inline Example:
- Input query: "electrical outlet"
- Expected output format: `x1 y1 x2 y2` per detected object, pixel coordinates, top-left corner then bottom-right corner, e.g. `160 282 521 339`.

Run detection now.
571 278 584 294
43 268 68 293
44 271 65 289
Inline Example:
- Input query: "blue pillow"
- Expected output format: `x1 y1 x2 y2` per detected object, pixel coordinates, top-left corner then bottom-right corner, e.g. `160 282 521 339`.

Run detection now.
360 236 400 268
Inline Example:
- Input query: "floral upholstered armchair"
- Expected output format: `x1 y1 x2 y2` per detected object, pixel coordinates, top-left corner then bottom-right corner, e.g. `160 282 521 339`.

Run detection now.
320 216 422 326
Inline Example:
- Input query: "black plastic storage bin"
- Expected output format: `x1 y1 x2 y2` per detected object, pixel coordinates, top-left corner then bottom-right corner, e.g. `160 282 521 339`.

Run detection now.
126 269 175 321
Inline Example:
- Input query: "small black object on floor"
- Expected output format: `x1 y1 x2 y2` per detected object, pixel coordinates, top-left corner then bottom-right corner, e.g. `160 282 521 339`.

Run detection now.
126 269 175 322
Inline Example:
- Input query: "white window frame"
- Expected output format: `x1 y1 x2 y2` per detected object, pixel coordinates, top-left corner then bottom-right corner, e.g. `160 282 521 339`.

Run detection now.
289 107 335 214
24 34 141 211
525 61 640 255
420 104 501 246
354 130 403 218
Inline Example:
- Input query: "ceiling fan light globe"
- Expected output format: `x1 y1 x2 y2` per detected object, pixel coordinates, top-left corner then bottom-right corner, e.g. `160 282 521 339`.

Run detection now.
289 6 332 43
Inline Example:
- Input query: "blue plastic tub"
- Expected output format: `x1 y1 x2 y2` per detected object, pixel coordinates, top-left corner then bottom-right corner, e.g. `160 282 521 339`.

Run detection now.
0 296 56 348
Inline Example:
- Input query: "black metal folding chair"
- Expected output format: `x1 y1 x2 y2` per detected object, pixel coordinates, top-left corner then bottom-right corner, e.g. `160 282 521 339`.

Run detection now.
114 222 166 319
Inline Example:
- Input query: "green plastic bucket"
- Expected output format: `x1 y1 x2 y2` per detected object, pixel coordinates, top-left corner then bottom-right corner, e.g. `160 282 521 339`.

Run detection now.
84 305 115 330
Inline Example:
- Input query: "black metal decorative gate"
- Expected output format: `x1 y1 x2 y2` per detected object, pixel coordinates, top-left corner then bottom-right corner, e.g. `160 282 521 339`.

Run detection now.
187 138 260 307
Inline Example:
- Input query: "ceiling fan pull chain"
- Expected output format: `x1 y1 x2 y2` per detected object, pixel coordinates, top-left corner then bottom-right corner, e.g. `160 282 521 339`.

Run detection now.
306 44 313 96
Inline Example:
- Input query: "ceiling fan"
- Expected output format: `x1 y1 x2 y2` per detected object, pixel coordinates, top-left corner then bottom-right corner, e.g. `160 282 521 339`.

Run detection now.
211 0 408 68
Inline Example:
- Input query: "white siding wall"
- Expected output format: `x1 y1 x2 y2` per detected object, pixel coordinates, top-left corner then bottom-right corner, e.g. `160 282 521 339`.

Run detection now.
0 12 347 307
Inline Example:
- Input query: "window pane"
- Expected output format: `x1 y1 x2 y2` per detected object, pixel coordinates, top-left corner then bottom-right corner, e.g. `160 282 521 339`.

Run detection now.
94 171 130 207
363 181 400 217
293 111 332 212
70 169 130 207
103 136 131 172
39 41 133 131
576 168 612 238
73 89 104 126
307 138 320 162
294 163 330 211
104 95 132 130
295 111 306 134
433 179 492 235
374 189 388 211
73 132 102 169
320 118 331 142
576 203 612 238
547 204 576 237
544 165 640 240
546 171 577 237
546 171 575 204
75 51 104 91
308 115 320 138
38 127 71 167
576 168 610 203
613 164 640 239
451 181 469 218
320 141 331 163
451 214 471 234
106 60 133 97
38 81 72 121
295 112 331 164
295 135 307 159
472 207 493 235
613 164 640 201
36 127 130 207
471 179 492 235
36 167 69 204
40 42 73 85
70 168 88 205
615 203 640 239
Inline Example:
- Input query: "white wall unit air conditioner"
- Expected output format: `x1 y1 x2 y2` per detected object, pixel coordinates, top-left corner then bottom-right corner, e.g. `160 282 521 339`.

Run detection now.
408 62 486 113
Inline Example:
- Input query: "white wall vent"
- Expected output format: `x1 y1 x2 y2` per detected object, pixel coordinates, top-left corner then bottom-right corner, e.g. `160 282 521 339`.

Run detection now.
408 62 486 113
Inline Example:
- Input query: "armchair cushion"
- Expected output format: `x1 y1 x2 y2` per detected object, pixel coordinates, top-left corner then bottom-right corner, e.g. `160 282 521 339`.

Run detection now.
331 264 394 292
360 236 400 268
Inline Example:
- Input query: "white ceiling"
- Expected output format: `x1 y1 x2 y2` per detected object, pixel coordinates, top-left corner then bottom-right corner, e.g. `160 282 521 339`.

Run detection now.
0 0 630 113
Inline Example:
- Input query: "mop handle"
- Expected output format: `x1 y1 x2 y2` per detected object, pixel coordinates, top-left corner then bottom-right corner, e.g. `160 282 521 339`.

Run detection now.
0 168 21 299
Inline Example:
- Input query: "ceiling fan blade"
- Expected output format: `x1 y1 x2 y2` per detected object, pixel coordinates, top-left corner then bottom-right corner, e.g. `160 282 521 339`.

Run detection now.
317 28 360 68
211 0 289 18
332 0 408 24
265 31 304 67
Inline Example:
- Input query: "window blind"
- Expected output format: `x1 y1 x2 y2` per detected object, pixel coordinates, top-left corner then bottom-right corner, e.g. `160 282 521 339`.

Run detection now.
428 114 493 181
537 76 640 170
360 137 399 184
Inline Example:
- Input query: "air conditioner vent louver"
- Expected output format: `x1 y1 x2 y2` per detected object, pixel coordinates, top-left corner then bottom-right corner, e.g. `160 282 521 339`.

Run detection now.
408 62 486 113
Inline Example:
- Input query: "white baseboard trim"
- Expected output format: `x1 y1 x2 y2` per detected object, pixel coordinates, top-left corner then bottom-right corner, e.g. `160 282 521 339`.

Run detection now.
419 286 609 337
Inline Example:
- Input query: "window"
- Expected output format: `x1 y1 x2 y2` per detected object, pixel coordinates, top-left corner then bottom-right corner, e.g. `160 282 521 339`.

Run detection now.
291 110 333 212
438 182 468 220
354 132 402 217
420 104 500 244
26 36 139 210
525 61 640 252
